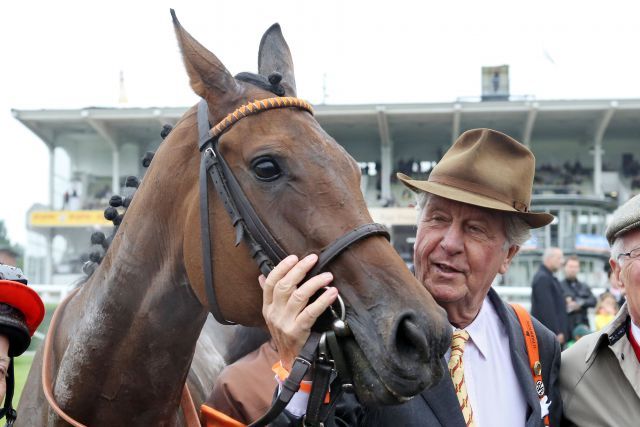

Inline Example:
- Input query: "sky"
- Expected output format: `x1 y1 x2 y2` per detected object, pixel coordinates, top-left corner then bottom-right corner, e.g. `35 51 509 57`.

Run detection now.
2 0 640 247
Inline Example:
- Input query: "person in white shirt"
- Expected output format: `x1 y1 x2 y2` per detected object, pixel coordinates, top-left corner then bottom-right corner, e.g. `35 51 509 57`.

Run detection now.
259 129 562 427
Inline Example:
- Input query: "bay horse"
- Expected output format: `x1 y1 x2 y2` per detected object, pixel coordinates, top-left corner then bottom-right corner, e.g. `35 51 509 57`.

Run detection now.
17 11 449 426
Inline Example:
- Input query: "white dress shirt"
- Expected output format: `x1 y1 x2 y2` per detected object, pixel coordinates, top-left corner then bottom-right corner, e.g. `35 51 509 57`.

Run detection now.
445 296 528 427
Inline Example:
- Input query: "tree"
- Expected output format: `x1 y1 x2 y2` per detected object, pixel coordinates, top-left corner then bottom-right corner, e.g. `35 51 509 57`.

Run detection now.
0 219 24 268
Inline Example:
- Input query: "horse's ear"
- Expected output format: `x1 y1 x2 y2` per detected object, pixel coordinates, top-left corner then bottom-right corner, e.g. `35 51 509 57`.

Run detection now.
258 24 297 96
171 9 242 102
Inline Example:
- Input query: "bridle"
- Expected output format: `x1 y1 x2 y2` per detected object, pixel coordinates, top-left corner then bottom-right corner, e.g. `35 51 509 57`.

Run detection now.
197 96 390 426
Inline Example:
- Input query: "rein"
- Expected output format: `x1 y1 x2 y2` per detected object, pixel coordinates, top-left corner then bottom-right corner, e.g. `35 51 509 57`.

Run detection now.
197 96 390 426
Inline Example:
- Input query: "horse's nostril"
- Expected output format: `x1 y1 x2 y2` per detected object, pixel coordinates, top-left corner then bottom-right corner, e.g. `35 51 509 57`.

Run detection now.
395 316 430 362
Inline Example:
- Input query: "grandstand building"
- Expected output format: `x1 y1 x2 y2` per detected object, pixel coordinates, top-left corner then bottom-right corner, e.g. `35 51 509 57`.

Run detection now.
13 98 640 291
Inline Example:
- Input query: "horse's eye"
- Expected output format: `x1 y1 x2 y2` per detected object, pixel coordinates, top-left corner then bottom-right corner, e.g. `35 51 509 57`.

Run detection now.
252 157 282 181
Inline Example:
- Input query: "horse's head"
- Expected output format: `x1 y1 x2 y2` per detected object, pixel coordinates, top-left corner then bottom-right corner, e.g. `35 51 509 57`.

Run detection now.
171 11 450 405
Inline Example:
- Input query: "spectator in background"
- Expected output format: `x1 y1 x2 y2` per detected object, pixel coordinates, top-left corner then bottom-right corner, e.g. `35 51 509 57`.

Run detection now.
594 292 619 331
0 264 45 425
69 190 81 211
560 255 596 337
62 191 70 210
531 247 570 346
566 323 592 348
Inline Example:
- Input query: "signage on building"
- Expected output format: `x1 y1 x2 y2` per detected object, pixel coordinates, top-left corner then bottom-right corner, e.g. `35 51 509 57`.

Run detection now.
521 234 539 250
481 65 510 101
29 210 111 227
575 234 610 252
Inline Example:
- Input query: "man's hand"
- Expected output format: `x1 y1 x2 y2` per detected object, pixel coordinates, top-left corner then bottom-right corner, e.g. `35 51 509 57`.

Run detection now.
260 254 338 371
566 298 581 313
556 333 565 344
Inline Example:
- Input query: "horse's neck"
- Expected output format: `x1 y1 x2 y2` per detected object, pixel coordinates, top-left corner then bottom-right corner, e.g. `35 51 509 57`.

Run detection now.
51 198 207 424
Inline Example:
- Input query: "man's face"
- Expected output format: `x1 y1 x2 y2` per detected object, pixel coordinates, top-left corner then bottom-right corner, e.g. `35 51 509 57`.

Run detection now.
613 229 640 326
0 335 9 405
547 249 564 272
413 195 518 316
564 259 580 280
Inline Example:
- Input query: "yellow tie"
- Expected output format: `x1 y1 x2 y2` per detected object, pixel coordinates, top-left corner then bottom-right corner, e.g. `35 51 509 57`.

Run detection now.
448 329 476 427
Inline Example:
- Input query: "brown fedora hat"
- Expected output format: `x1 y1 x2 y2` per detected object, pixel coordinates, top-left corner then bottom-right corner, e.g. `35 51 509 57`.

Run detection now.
398 128 553 229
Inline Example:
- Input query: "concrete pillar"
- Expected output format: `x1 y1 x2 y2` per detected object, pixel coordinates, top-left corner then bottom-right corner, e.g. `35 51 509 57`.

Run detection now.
44 229 53 284
48 145 55 209
376 106 393 203
381 144 392 202
112 145 120 194
593 102 616 197
593 143 603 197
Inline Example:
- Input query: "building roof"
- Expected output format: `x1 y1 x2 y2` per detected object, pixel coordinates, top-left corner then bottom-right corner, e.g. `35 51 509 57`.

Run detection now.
13 98 640 165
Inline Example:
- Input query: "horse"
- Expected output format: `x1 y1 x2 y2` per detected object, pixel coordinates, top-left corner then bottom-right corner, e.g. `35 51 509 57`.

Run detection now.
17 10 450 426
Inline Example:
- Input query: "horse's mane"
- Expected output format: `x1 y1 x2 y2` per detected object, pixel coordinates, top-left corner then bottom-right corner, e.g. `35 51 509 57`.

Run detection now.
76 124 173 286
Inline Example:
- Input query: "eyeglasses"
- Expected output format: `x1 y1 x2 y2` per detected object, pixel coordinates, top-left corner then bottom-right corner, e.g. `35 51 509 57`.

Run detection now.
617 246 640 262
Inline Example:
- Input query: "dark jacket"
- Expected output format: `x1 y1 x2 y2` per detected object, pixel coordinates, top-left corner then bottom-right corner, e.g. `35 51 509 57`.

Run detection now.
531 265 570 338
559 278 596 336
276 288 563 427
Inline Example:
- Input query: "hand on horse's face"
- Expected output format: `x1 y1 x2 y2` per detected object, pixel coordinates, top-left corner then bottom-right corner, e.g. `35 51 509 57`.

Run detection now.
260 254 338 371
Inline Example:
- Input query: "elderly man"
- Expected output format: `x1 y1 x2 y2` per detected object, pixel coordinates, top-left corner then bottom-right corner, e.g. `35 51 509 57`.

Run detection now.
560 194 640 426
531 247 570 346
0 264 45 424
259 129 562 427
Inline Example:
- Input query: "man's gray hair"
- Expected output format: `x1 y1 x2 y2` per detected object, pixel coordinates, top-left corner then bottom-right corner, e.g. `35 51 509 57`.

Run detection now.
610 236 626 264
416 192 530 248
543 246 560 261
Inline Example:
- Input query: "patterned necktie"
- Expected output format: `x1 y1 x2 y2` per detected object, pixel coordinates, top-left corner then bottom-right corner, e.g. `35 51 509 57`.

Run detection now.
448 329 476 427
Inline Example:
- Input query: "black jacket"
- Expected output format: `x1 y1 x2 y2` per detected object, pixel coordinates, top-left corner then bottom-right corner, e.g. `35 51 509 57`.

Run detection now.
275 288 563 427
559 278 596 336
531 265 570 338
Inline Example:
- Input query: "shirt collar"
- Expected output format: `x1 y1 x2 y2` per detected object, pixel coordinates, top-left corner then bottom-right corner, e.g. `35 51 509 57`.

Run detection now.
454 297 495 360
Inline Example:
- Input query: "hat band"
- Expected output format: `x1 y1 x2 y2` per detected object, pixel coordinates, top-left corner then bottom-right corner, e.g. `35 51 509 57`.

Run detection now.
429 174 530 213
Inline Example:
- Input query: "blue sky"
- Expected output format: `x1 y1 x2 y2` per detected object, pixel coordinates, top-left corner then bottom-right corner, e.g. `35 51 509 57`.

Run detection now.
2 0 640 246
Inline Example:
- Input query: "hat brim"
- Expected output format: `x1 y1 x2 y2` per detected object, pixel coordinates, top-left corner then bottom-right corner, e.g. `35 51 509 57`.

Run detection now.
0 280 45 335
398 174 554 229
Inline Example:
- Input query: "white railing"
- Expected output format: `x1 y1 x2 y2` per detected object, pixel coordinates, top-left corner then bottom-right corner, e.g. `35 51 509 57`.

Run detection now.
29 284 608 314
495 286 607 313
31 284 75 304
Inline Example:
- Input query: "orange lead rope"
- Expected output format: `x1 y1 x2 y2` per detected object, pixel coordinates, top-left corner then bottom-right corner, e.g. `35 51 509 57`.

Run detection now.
510 303 550 427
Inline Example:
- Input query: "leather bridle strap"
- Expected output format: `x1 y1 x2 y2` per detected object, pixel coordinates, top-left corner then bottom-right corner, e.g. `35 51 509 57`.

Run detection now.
309 223 390 277
248 332 323 427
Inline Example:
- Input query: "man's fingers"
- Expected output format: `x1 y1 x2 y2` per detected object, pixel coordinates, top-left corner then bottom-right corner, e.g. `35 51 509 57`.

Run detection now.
287 272 334 312
296 287 339 330
262 255 298 306
272 254 319 305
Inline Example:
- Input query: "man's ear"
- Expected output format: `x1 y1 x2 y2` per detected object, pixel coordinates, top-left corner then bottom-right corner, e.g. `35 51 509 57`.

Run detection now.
499 245 520 275
610 258 625 291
